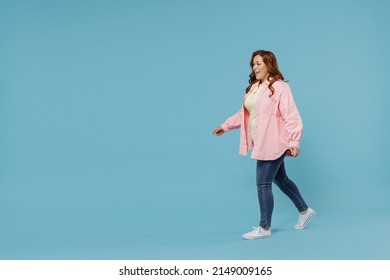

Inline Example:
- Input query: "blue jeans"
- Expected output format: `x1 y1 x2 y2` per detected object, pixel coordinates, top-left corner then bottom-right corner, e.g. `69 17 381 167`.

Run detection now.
256 151 308 228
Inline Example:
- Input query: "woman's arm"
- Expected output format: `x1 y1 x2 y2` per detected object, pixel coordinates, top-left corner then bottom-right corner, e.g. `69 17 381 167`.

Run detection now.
278 82 303 148
212 108 243 136
221 108 243 132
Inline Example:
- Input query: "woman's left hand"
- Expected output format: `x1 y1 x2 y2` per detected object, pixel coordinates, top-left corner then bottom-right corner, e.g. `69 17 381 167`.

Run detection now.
289 146 300 157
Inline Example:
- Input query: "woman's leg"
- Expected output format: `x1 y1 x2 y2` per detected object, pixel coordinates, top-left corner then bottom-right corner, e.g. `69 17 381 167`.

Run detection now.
256 153 286 228
273 161 308 212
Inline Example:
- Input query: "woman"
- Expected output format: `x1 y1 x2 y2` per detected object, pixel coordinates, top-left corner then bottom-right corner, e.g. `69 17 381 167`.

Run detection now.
212 50 315 239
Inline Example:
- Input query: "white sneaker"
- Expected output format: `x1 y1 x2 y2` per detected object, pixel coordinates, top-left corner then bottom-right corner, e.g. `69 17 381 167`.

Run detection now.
242 226 272 240
295 207 316 229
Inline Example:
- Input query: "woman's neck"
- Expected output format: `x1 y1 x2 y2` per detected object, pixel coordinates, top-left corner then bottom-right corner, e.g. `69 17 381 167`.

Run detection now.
259 75 270 85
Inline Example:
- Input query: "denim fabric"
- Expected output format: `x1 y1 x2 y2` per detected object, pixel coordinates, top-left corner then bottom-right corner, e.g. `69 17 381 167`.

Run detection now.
256 151 308 228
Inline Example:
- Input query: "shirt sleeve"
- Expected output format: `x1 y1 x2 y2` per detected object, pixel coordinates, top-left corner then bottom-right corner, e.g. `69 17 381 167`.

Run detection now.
221 108 243 132
278 83 303 147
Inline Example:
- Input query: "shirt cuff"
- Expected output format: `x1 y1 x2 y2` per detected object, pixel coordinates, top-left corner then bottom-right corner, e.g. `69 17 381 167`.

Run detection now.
221 123 230 132
289 141 300 147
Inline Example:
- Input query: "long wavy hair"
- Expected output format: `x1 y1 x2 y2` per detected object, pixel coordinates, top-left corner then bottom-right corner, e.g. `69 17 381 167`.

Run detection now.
246 50 285 96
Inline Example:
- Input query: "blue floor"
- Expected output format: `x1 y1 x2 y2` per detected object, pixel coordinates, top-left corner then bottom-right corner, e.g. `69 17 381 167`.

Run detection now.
1 188 389 260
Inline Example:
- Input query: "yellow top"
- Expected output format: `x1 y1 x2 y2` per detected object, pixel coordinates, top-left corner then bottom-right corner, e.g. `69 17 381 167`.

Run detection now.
244 83 265 141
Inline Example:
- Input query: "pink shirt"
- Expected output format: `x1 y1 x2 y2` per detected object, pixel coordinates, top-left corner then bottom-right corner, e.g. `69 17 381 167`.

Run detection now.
221 80 303 160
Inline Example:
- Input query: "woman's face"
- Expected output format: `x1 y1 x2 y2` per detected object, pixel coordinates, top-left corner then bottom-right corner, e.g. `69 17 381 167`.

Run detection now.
252 55 269 82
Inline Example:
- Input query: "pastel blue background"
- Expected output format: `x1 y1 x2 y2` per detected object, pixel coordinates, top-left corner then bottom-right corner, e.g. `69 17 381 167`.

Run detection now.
0 0 389 259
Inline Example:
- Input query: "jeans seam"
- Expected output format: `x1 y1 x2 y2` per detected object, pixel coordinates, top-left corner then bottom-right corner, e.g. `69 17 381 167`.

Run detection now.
277 180 307 212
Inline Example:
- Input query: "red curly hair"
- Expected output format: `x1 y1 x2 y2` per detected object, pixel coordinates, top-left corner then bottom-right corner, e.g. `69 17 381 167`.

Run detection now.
246 50 285 96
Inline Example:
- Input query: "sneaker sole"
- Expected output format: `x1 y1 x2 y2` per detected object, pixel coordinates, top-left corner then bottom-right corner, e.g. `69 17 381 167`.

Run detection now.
242 234 272 240
295 210 316 230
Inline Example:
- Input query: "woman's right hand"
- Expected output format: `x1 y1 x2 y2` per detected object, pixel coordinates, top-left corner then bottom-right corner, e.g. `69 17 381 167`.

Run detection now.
212 126 225 136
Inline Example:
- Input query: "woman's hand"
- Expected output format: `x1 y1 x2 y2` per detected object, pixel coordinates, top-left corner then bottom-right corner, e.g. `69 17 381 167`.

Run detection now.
288 146 300 157
212 126 225 136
